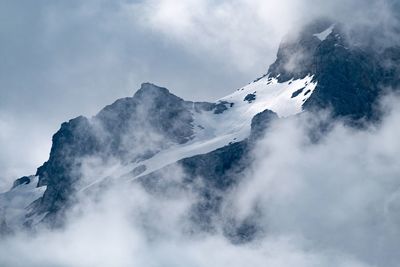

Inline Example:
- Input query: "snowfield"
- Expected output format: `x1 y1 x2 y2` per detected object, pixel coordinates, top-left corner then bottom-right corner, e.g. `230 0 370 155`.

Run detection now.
118 75 317 180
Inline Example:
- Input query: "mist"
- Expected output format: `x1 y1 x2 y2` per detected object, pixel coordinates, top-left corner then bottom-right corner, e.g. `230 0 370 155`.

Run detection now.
1 92 400 266
229 94 400 267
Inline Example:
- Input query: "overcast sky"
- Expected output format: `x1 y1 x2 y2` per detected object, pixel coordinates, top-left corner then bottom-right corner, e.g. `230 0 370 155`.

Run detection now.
1 0 399 189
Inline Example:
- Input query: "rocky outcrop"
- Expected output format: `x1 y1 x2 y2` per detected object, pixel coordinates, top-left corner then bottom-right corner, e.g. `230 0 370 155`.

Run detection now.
268 20 400 122
29 83 218 223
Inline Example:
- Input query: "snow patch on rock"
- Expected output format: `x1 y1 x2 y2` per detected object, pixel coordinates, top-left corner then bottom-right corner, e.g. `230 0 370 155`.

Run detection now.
314 25 335 41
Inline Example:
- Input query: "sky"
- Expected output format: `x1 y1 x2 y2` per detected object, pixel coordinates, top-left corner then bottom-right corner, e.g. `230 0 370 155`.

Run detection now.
0 0 399 187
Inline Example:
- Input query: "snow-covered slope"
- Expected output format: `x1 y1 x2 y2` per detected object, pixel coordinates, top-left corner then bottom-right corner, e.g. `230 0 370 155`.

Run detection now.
115 75 316 181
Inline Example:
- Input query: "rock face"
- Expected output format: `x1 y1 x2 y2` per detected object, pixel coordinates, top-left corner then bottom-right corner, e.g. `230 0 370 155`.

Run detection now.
11 177 31 189
249 110 279 140
269 19 400 121
28 83 219 223
97 83 195 152
34 116 100 220
268 19 332 82
2 19 400 234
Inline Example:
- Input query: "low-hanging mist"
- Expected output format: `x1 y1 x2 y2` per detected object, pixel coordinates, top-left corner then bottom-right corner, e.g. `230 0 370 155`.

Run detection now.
1 93 400 267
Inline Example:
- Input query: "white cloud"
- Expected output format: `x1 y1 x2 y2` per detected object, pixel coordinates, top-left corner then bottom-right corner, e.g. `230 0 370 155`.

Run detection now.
2 94 400 267
229 93 400 266
0 174 372 267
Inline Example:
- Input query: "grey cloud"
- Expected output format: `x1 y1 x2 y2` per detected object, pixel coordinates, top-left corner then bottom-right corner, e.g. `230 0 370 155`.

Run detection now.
228 94 400 267
0 160 374 267
4 94 400 265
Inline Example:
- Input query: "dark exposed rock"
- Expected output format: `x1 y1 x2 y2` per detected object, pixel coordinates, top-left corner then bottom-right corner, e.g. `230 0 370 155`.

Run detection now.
34 116 100 217
213 101 233 114
304 45 384 122
267 20 400 123
268 19 333 83
11 176 31 189
30 83 216 222
97 83 195 152
214 102 228 114
249 110 278 141
291 87 305 98
244 94 256 103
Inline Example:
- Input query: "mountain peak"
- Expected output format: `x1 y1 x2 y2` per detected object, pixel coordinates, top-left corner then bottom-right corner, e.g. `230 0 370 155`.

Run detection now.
134 82 175 100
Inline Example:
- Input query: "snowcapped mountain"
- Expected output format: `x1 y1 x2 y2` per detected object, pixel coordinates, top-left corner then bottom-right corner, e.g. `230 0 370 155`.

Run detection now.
1 19 400 236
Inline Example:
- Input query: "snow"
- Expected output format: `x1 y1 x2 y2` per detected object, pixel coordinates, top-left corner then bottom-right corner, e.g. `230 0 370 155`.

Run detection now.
115 75 317 180
314 25 335 41
0 176 46 229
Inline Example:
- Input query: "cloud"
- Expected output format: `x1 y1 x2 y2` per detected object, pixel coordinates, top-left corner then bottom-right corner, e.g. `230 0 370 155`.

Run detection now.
2 95 400 267
229 93 400 267
0 167 372 267
131 0 400 71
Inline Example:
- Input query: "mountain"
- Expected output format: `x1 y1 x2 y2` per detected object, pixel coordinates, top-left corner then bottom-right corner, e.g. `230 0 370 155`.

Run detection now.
1 19 399 237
